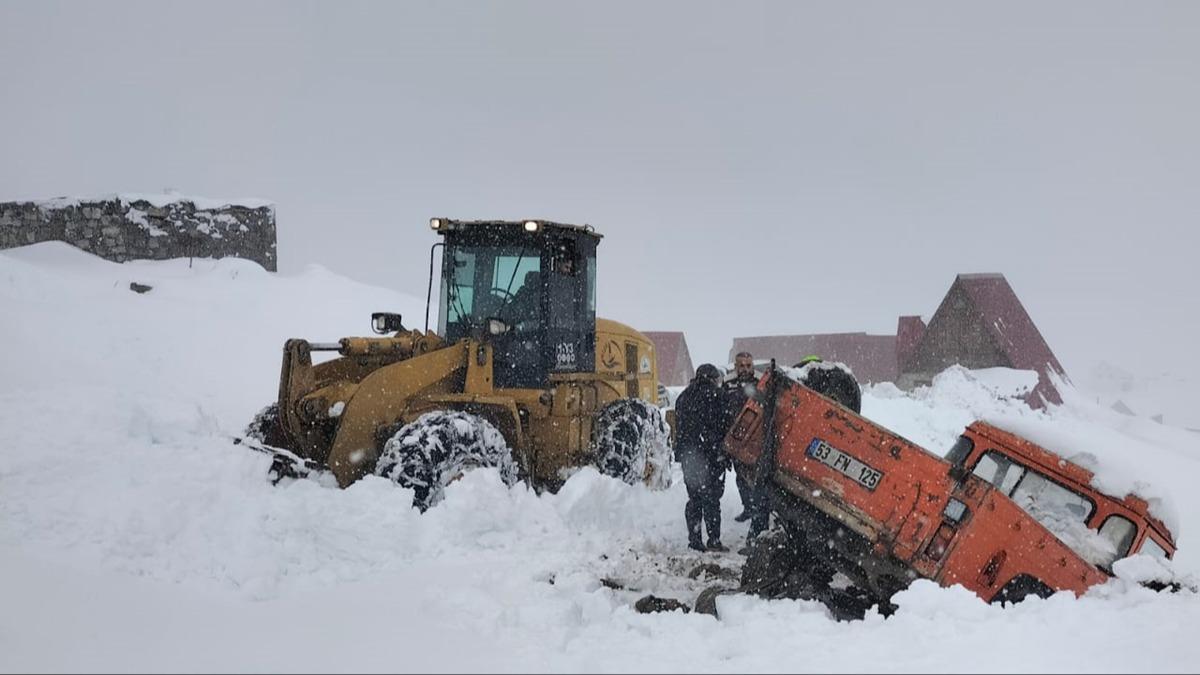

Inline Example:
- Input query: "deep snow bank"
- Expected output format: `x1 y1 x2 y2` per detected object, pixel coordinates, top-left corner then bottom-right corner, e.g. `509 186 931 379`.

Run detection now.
2 243 1199 673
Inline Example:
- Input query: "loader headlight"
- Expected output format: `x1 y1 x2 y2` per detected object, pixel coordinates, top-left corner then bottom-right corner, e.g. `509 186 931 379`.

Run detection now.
371 312 404 334
523 220 540 232
430 218 443 230
488 318 511 335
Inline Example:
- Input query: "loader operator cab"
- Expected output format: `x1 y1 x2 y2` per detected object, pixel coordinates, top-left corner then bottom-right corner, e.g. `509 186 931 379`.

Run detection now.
430 218 599 389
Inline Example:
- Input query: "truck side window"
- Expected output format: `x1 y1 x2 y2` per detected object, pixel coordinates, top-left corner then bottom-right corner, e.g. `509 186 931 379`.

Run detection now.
1011 471 1095 526
1097 515 1137 565
945 435 973 466
972 451 1025 494
1139 536 1169 559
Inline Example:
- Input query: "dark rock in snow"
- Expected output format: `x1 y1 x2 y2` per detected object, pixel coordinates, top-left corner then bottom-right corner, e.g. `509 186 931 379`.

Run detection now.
129 282 153 294
687 562 740 582
693 585 738 617
634 595 690 614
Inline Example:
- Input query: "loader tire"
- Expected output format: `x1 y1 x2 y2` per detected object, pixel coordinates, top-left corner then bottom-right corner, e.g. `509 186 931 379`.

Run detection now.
374 411 519 512
591 398 673 489
245 403 289 449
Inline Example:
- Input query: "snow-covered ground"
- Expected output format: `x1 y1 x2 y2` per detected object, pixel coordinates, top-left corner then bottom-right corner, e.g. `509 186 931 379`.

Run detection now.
2 243 1199 673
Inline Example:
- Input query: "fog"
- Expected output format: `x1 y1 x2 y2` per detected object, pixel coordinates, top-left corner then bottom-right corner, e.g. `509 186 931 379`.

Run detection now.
3 1 1198 398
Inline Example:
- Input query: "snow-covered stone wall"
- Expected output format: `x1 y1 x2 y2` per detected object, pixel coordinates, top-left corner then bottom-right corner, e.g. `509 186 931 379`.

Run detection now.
0 194 277 271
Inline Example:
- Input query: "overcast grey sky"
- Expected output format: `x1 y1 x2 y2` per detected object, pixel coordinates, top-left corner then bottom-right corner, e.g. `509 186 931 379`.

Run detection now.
3 1 1198 389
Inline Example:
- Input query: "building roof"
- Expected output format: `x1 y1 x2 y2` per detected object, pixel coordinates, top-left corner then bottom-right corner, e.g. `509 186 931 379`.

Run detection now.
642 331 695 387
896 315 927 373
1111 400 1137 416
957 274 1065 374
922 273 1066 405
729 333 898 383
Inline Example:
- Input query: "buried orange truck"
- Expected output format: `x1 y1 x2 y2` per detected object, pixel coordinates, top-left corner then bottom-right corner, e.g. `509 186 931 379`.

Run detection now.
724 365 1177 618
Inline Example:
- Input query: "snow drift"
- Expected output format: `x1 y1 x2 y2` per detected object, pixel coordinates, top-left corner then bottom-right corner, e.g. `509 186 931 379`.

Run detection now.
1 242 1198 673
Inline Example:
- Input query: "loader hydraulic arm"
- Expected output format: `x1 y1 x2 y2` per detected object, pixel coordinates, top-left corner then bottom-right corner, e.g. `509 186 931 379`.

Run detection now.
276 331 447 464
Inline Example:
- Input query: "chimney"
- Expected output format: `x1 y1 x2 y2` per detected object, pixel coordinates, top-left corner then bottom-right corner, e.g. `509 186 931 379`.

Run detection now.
896 315 927 373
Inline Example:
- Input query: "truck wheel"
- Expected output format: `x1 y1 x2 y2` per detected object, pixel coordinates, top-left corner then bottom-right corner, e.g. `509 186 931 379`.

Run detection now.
992 575 1055 606
591 398 673 489
740 527 806 596
799 363 862 413
245 403 289 448
741 526 846 603
374 410 519 511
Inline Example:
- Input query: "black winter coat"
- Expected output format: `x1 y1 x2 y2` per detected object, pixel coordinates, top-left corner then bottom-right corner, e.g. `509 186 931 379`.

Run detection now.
722 377 756 427
674 379 728 464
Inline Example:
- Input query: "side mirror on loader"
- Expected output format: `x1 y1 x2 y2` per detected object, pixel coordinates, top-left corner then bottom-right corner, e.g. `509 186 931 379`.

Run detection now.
371 312 405 334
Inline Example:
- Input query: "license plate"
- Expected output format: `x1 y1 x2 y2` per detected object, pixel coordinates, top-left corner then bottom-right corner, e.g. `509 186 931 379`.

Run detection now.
806 439 883 491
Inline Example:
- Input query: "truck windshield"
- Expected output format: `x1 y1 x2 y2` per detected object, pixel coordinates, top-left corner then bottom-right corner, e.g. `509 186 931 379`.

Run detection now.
442 244 542 337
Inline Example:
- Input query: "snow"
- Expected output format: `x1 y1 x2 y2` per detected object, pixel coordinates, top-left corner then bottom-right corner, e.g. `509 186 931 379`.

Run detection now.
1073 360 1200 430
125 206 169 237
12 191 275 211
1 242 1199 672
786 357 856 382
863 366 1190 537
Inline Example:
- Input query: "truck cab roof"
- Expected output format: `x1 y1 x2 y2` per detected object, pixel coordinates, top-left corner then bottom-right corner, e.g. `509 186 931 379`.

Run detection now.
429 218 602 240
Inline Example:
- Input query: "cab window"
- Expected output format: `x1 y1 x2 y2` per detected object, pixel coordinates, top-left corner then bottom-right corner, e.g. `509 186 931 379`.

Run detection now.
1010 471 1095 525
491 252 542 330
1139 536 1169 559
585 254 597 315
1096 515 1137 567
945 435 973 466
444 248 477 327
972 450 1025 495
973 450 1095 524
972 449 1102 562
441 244 542 337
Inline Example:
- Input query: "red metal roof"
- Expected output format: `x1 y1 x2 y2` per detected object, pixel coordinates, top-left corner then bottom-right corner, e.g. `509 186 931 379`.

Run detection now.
724 275 1064 405
729 333 898 383
896 315 926 373
912 273 1065 403
954 274 1066 405
642 331 695 387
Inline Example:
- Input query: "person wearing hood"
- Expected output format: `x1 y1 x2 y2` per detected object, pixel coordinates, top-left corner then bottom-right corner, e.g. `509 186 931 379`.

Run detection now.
674 363 730 552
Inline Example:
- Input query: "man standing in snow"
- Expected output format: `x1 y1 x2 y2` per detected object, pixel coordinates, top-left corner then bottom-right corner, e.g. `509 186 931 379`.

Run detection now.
674 363 730 552
724 351 758 523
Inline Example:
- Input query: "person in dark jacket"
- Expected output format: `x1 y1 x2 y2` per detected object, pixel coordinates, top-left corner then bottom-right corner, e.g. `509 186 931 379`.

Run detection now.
724 351 758 522
674 363 729 552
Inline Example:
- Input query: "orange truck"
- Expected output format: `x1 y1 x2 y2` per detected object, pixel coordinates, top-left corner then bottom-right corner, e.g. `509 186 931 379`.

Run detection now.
725 367 1176 613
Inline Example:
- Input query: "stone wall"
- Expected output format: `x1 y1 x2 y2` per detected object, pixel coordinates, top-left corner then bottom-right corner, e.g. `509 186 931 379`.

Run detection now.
0 194 277 271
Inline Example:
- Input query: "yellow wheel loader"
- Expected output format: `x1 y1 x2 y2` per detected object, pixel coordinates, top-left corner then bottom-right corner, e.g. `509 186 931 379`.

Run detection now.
242 218 671 509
